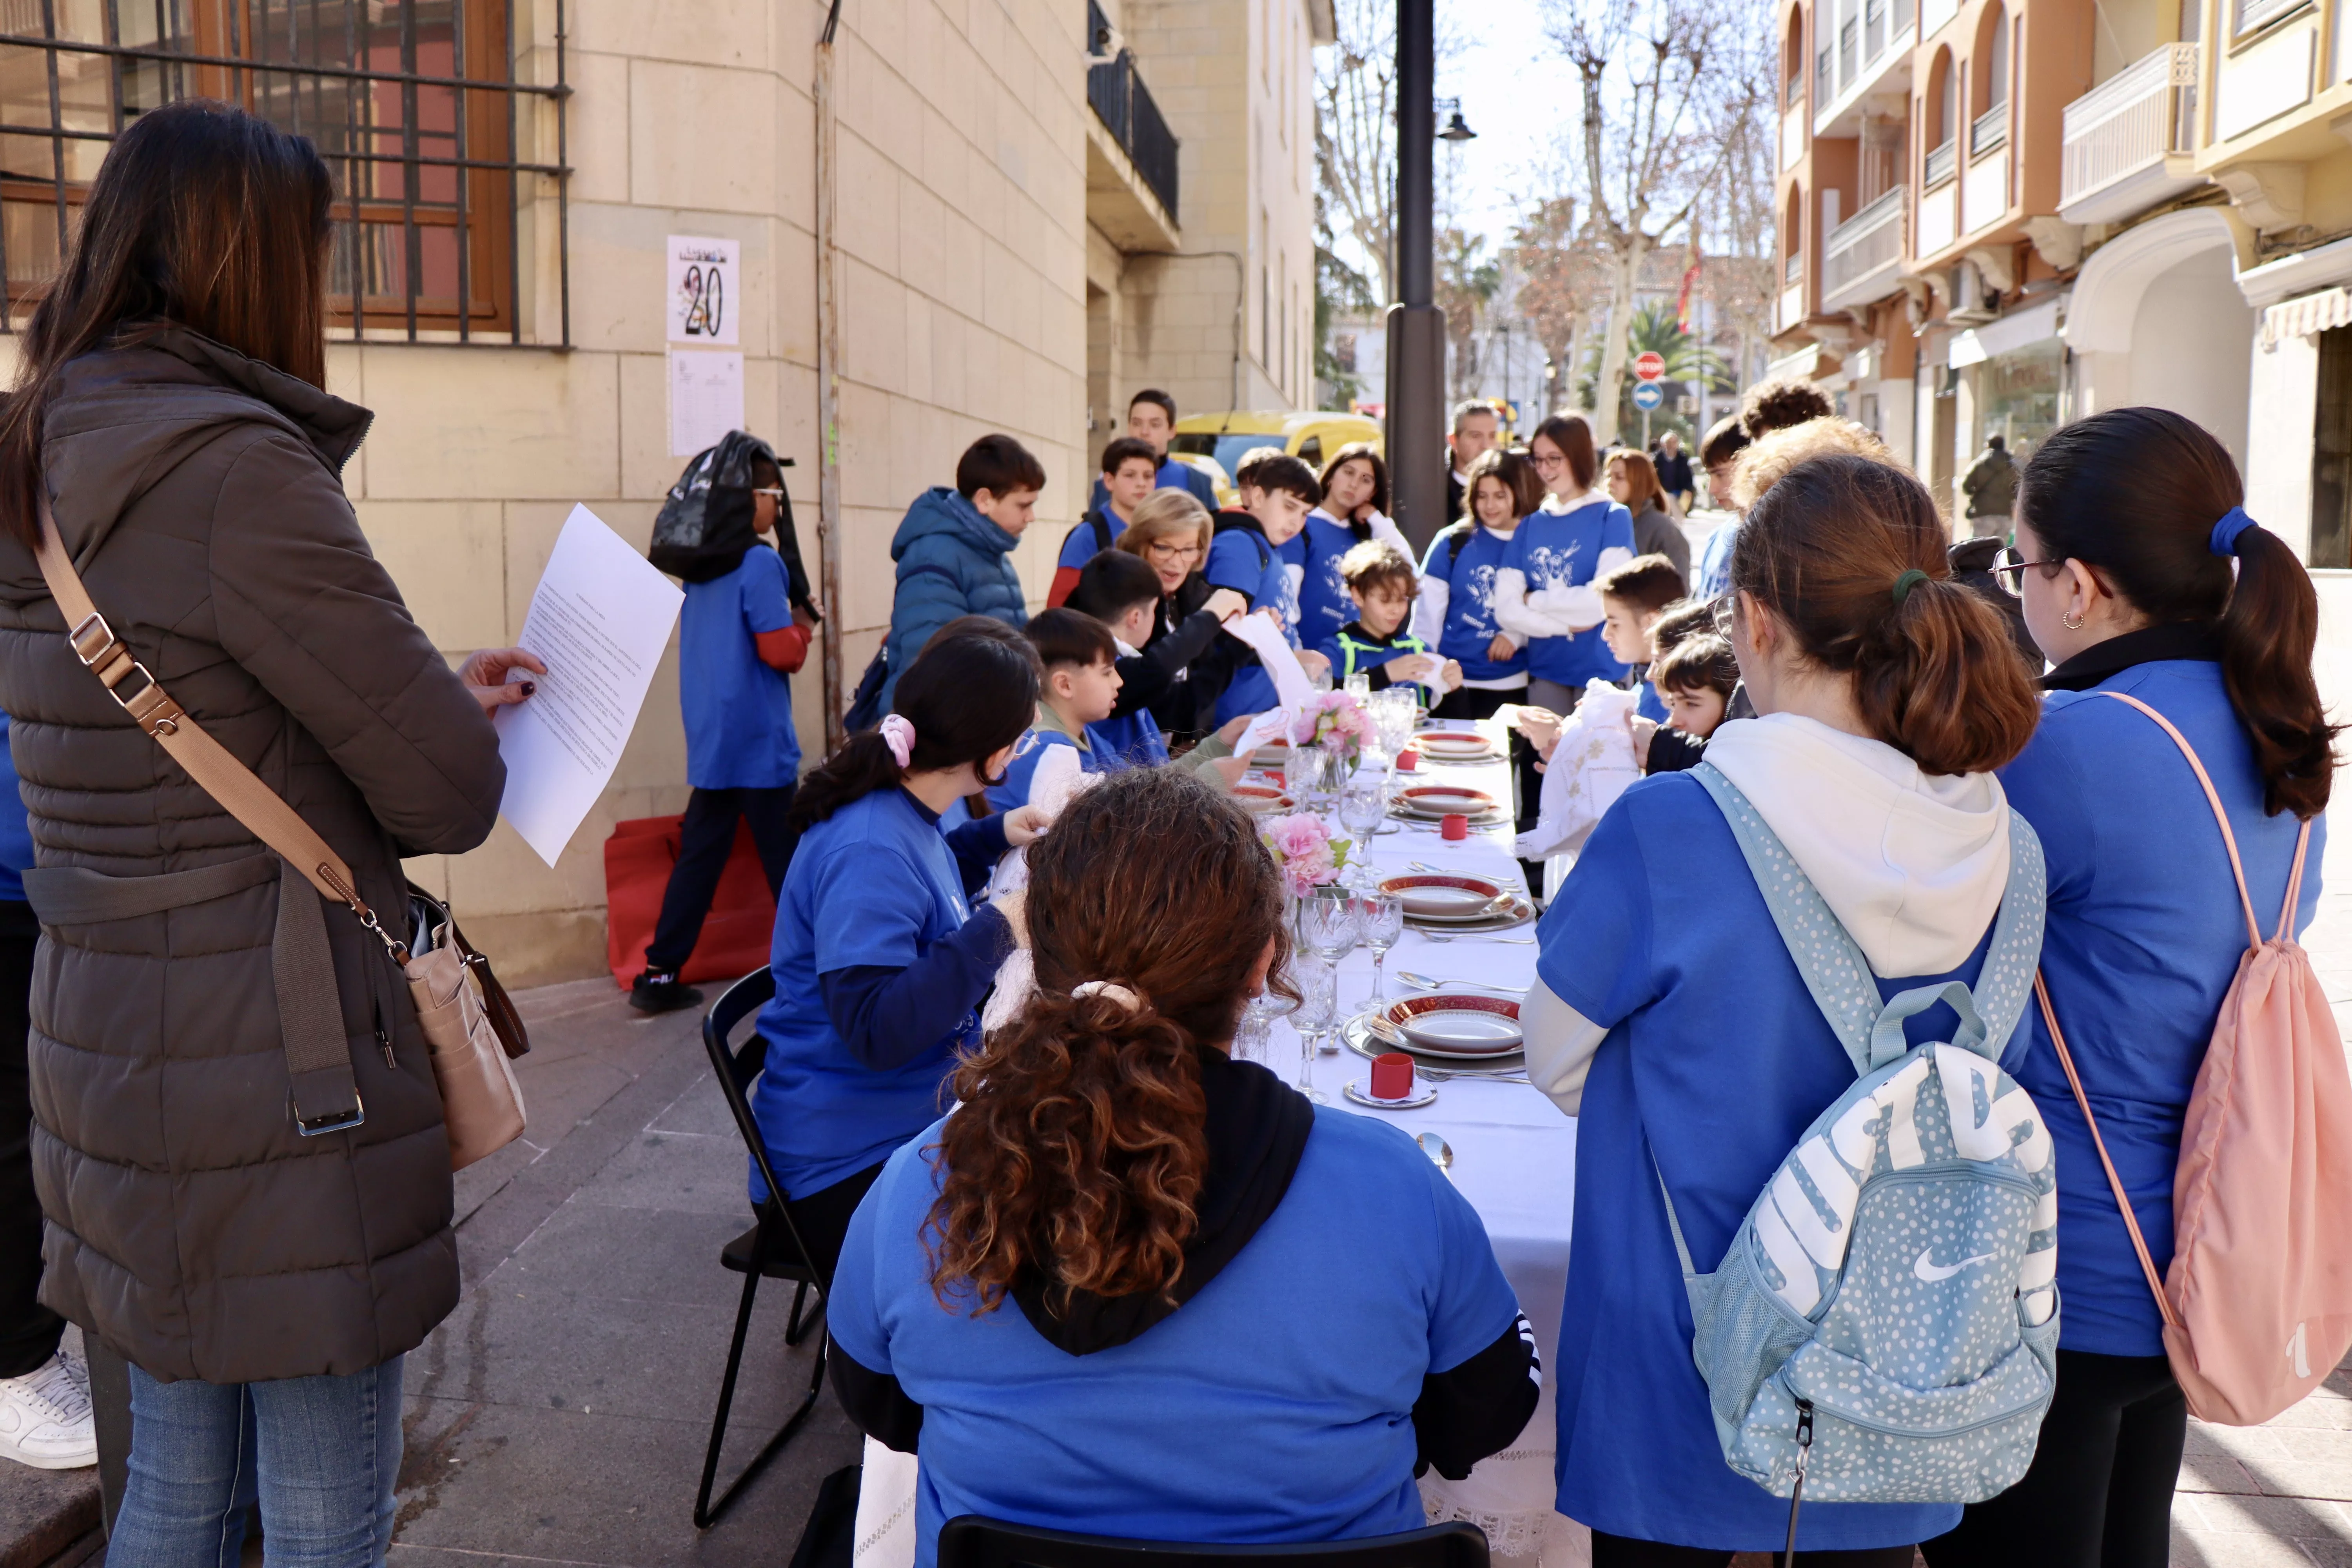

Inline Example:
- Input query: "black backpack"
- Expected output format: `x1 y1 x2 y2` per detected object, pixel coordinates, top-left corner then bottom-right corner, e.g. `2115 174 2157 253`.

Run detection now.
648 431 809 593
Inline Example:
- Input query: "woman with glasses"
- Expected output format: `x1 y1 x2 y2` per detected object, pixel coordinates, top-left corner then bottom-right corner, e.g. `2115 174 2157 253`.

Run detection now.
1112 490 1247 739
1924 408 2334 1568
1492 414 1637 715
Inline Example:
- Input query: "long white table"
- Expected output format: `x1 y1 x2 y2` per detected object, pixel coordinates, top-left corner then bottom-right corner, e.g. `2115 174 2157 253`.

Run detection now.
854 719 1583 1566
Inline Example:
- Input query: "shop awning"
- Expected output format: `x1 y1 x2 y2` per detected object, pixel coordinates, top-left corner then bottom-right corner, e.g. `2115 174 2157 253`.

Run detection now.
1947 297 2063 368
2259 287 2352 350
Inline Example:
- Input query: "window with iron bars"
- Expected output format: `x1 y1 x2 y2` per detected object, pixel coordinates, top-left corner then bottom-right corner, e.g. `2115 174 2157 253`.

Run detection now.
0 0 569 345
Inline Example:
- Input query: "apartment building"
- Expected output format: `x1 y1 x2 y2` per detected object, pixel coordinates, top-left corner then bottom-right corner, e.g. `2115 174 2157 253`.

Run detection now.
0 0 1321 980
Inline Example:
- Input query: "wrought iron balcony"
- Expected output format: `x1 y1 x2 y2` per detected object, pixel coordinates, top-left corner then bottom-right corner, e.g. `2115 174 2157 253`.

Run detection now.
1087 0 1180 218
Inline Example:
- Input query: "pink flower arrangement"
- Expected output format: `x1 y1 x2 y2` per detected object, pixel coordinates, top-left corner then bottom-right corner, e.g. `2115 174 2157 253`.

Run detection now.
1291 690 1377 750
1261 811 1353 896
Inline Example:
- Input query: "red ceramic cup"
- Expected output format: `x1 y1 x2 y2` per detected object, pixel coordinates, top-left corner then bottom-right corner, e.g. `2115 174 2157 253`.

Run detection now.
1396 748 1419 772
1371 1051 1416 1100
1440 812 1469 841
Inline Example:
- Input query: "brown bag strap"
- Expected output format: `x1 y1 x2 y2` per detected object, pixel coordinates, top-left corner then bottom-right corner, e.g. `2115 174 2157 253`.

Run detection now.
2033 969 2184 1332
31 490 407 965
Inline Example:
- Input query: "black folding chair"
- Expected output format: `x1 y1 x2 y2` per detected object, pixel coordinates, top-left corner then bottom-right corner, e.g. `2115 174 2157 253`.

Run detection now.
695 967 829 1529
937 1518 1490 1568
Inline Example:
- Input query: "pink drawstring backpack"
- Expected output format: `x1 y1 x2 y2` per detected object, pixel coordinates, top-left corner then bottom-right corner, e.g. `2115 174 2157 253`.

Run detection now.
2038 691 2352 1425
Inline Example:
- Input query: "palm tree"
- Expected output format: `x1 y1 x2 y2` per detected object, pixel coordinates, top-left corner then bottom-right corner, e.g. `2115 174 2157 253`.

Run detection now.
1577 298 1726 437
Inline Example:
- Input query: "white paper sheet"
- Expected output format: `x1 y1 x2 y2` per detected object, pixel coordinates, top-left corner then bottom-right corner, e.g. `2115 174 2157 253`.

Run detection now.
495 505 686 866
668 349 744 456
665 234 740 345
1234 703 1300 756
1220 609 1316 713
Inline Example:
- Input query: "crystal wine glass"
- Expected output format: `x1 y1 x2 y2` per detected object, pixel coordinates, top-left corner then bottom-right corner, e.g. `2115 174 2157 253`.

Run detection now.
1298 886 1360 967
1338 778 1388 871
1289 955 1336 1103
1357 891 1405 1005
1234 984 1295 1069
1372 688 1418 762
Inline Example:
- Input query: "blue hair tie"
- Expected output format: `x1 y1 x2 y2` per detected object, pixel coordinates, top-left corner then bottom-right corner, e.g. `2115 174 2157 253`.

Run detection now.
2210 506 2258 557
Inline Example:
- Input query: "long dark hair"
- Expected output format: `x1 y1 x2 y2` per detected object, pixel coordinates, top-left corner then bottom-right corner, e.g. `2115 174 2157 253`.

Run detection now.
0 100 334 548
1734 454 2041 777
788 626 1039 832
2020 407 2335 818
1532 413 1599 492
927 768 1292 1314
1318 441 1390 516
1461 446 1541 524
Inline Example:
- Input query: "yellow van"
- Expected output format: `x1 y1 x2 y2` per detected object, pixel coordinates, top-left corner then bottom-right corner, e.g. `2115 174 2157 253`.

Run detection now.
1169 411 1385 508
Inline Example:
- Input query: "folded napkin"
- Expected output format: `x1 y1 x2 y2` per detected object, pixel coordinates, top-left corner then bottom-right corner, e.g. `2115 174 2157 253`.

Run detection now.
1515 677 1641 863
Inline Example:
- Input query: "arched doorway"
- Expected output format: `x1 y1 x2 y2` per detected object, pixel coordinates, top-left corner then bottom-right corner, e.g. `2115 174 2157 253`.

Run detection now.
2063 206 2252 465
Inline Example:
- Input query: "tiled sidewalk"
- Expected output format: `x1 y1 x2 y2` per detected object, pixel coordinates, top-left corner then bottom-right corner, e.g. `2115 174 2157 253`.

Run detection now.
2167 820 2352 1566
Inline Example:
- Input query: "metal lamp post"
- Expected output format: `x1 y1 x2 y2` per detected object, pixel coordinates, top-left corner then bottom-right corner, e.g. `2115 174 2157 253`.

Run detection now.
1384 0 1446 553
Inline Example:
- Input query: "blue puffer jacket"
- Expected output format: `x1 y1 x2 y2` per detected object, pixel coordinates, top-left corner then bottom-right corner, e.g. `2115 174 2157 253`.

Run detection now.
880 486 1028 710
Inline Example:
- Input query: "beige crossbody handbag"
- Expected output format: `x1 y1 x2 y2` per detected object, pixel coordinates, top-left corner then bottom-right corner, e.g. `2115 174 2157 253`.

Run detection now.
32 492 529 1171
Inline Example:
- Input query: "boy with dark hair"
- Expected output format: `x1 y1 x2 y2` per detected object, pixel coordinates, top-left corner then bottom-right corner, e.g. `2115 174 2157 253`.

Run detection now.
1065 552 1175 768
1314 541 1461 701
985 608 1125 813
880 432 1041 712
1050 436 1159 607
1594 554 1688 724
1688 412 1755 597
1204 453 1331 723
1089 388 1218 512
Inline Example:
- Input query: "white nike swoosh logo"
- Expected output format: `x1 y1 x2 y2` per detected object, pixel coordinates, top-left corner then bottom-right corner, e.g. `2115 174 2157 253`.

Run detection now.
1915 1248 1998 1283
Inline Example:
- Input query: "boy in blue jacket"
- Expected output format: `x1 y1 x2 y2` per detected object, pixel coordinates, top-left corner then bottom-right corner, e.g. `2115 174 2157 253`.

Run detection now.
879 434 1041 713
984 609 1126 813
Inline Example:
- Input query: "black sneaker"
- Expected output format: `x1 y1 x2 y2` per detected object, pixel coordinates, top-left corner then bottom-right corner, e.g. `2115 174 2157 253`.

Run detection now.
628 968 704 1014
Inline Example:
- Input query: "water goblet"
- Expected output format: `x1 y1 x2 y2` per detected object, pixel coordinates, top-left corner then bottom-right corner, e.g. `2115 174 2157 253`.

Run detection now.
1338 777 1388 860
1289 955 1337 1103
1371 689 1418 762
1234 984 1295 1069
1357 891 1405 1005
1298 886 1360 966
1345 671 1373 702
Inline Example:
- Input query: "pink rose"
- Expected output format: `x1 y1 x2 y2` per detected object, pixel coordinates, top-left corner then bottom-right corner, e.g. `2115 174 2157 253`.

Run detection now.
1263 812 1330 864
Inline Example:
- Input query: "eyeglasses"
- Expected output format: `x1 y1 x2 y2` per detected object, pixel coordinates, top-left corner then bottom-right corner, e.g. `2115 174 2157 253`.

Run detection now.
753 487 786 500
1709 594 1737 637
1530 452 1565 470
1989 547 2060 598
1145 542 1204 563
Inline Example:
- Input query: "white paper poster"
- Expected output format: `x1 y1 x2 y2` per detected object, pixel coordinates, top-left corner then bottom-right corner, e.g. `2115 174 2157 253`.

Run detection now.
1220 609 1317 714
495 505 686 867
665 234 740 345
669 349 744 457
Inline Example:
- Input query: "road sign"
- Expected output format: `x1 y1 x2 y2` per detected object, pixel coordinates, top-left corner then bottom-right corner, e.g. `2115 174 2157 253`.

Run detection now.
1633 350 1667 382
1631 381 1665 411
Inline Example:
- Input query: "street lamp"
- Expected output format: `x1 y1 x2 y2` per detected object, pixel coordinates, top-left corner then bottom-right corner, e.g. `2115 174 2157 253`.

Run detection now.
1438 98 1477 142
1385 0 1447 552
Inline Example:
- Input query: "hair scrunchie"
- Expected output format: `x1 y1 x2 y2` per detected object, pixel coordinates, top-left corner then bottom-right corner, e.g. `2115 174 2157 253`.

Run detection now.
1071 980 1145 1013
2210 506 2259 558
879 713 917 769
1891 568 1929 605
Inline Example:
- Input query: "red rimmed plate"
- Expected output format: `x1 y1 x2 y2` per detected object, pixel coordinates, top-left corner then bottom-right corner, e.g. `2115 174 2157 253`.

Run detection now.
1378 873 1504 919
1415 731 1498 760
1381 993 1524 1056
1396 784 1499 818
1234 782 1295 815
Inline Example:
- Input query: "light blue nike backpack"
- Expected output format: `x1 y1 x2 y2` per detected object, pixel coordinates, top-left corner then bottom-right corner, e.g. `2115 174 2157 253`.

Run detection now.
1667 766 2062 1547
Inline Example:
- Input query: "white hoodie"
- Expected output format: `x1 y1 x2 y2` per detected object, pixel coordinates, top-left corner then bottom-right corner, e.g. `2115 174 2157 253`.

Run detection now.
1523 711 2012 1113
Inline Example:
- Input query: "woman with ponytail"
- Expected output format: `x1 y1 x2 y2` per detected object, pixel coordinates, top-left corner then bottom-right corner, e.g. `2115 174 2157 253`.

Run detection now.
826 768 1539 1562
1524 453 2042 1563
1923 409 2334 1568
749 628 1044 1279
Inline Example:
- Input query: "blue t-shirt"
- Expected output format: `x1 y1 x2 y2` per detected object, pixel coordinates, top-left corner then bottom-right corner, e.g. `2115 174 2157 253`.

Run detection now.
1087 458 1216 515
1502 500 1636 687
1692 517 1737 599
0 712 29 905
982 723 1102 814
1298 510 1370 650
1999 659 2324 1356
1420 524 1528 685
1207 527 1305 724
1536 774 1989 1552
1086 708 1169 769
1056 510 1125 572
680 546 801 790
1636 679 1668 723
829 1105 1526 1566
751 788 976 1198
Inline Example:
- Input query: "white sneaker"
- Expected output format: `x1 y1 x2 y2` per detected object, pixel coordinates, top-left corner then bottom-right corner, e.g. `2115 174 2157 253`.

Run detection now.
0 1353 96 1469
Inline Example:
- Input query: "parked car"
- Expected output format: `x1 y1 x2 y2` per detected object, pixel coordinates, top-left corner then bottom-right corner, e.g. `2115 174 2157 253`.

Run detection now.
1169 411 1385 507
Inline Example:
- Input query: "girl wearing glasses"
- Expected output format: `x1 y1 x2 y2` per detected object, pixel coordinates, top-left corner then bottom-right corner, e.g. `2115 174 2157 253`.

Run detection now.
1492 414 1637 714
1924 408 2334 1568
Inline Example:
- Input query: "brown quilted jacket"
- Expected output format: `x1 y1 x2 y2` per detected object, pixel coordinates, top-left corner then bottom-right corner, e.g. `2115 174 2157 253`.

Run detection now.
0 326 504 1382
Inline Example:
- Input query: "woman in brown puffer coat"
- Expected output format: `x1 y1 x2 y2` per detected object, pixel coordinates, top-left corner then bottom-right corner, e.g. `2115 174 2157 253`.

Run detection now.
0 101 540 1565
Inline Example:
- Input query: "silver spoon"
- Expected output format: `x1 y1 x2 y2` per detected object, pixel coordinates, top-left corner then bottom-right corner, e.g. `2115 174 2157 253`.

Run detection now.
1419 931 1536 945
1397 970 1526 994
1416 1132 1454 1171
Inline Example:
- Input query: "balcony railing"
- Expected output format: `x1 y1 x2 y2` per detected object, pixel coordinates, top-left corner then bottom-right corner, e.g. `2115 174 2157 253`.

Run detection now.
2235 0 2308 36
2061 42 2199 209
1822 184 1907 305
1087 0 1180 217
1925 138 1957 187
1971 101 2009 156
1785 251 1802 285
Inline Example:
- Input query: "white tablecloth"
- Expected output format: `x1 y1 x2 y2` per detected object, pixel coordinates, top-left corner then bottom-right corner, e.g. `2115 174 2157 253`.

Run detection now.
854 720 1584 1566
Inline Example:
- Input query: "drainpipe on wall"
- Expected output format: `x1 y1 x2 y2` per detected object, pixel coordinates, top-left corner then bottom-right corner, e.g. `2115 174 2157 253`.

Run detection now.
1133 250 1247 410
816 0 847 752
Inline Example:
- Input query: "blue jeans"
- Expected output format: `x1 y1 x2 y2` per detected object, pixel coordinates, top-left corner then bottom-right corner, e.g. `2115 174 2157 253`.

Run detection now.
107 1355 404 1568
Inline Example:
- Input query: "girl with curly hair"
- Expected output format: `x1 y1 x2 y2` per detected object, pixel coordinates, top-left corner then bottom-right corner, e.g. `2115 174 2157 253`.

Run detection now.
826 768 1539 1562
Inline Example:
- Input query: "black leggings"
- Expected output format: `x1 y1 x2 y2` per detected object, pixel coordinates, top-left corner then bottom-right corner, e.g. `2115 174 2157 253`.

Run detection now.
783 1160 888 1287
0 902 63 1379
1922 1351 2185 1568
1590 1530 1913 1567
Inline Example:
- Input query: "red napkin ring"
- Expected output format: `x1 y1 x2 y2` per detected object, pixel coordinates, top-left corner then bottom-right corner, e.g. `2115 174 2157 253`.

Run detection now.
1396 749 1419 771
1371 1052 1416 1100
1440 813 1470 841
